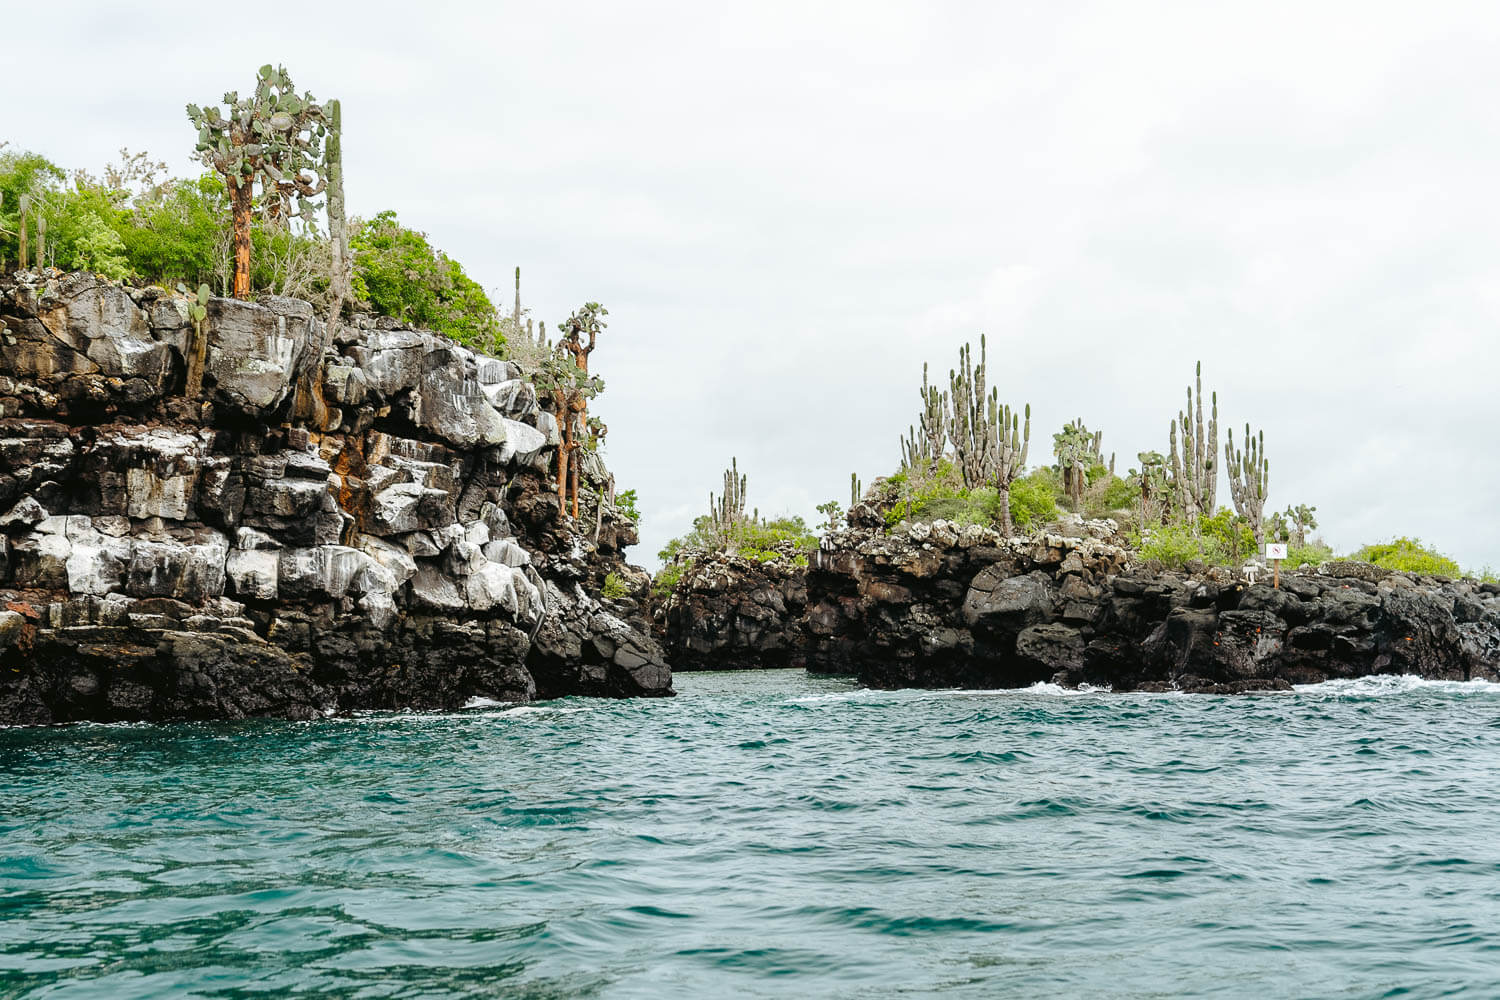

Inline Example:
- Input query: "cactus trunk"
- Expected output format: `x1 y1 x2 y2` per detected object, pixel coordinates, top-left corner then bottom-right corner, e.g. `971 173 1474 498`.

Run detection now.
324 99 348 340
230 177 253 299
17 194 29 270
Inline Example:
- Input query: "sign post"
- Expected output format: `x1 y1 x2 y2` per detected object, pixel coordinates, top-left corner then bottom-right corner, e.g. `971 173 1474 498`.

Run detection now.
1265 543 1288 589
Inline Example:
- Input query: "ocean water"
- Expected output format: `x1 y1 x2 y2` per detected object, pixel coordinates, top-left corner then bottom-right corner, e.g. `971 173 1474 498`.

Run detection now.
3 671 1500 999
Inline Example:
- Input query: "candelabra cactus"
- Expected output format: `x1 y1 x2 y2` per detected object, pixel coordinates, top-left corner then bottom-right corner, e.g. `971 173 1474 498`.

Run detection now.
708 457 749 550
947 337 1001 489
901 363 948 471
187 64 331 298
1167 361 1218 534
850 473 863 508
993 401 1030 537
1226 424 1269 546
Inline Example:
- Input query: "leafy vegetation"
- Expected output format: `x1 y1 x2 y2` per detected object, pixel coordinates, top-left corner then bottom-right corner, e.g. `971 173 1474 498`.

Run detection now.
349 211 502 349
876 461 1062 533
601 572 630 599
658 514 817 566
0 144 501 349
1350 538 1461 578
652 559 691 598
615 489 640 523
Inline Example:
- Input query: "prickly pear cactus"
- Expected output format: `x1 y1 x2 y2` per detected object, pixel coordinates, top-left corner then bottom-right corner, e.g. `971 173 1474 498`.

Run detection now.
187 65 331 297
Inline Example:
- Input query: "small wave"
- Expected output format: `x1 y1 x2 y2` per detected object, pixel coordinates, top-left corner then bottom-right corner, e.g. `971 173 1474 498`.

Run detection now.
1293 675 1499 698
1020 681 1113 696
462 697 511 709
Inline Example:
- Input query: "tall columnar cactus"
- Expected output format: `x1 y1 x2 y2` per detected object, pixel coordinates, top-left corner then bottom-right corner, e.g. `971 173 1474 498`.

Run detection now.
1167 360 1218 533
188 64 330 298
993 401 1030 538
948 336 1001 488
35 216 45 270
902 363 948 471
708 457 748 550
184 284 211 397
17 194 30 269
850 473 863 508
1226 424 1269 546
323 98 349 339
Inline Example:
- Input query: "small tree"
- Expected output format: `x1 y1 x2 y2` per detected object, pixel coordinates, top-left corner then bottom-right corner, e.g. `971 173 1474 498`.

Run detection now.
187 64 330 298
1136 450 1170 531
553 303 608 520
532 348 602 522
1052 419 1099 510
1285 503 1317 547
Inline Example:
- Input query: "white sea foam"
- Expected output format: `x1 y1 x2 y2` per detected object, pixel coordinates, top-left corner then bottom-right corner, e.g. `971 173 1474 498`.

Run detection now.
1294 674 1499 698
785 681 1115 704
1019 681 1113 696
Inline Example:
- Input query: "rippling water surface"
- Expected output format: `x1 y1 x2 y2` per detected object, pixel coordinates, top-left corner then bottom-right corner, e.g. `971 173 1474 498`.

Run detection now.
4 670 1500 998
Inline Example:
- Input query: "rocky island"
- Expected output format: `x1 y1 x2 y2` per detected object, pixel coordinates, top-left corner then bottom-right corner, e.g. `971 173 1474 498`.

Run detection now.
0 271 668 725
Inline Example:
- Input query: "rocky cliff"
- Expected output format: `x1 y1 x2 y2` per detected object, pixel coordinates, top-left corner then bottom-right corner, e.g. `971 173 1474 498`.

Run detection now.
804 510 1500 692
656 551 808 670
0 271 669 725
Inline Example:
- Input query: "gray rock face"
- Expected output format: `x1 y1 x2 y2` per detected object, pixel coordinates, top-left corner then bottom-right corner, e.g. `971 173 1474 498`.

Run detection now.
204 296 320 418
801 520 1500 692
659 548 810 671
0 270 669 725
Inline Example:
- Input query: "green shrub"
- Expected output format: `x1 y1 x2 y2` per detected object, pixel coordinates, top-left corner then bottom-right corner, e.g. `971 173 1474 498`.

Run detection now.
601 572 630 599
1095 474 1137 514
350 210 502 350
655 513 817 574
1027 465 1068 506
117 173 226 289
1009 474 1059 531
65 210 131 280
1200 508 1256 566
652 559 691 598
1135 521 1207 569
1351 537 1461 577
739 515 818 554
615 488 640 523
1285 541 1333 568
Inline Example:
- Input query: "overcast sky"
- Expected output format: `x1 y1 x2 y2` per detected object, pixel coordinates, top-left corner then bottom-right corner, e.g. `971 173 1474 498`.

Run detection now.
9 2 1499 572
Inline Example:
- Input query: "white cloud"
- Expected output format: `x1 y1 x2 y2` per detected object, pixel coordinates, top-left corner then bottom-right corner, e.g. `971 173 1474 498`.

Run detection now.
8 0 1497 572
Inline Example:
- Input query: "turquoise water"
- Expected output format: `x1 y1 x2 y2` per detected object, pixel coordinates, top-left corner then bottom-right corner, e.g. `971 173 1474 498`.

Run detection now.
4 671 1500 999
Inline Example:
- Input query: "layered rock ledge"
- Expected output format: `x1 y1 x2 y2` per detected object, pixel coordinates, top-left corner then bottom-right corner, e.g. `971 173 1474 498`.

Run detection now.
656 551 808 670
0 271 669 725
803 512 1500 692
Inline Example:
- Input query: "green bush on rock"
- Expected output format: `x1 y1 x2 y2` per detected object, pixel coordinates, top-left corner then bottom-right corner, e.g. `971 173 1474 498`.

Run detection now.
350 211 502 350
1351 538 1461 578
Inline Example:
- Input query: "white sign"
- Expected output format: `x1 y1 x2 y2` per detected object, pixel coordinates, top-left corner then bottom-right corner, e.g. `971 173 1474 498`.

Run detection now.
1266 543 1288 561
